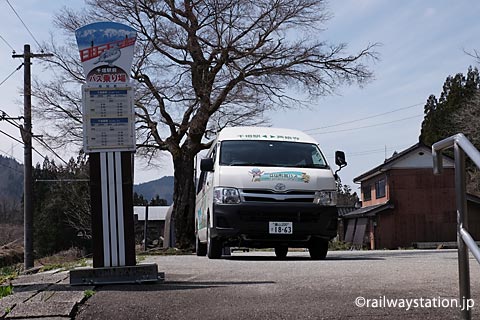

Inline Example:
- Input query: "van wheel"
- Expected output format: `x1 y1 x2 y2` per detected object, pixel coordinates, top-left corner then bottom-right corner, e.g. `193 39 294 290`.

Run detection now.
195 231 207 256
274 246 288 259
207 223 222 259
309 238 328 260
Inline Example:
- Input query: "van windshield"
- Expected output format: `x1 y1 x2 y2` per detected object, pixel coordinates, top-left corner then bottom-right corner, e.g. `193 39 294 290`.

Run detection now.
219 140 328 168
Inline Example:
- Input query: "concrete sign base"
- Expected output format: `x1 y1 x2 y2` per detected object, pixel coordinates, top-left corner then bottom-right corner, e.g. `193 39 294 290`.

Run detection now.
69 264 163 285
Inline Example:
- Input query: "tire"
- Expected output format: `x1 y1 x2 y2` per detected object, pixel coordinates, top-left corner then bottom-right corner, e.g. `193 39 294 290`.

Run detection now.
274 246 288 259
207 223 223 259
195 231 207 256
309 238 328 260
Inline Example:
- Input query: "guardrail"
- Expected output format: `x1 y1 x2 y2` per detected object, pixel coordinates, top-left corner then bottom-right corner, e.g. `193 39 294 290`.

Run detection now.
432 133 480 320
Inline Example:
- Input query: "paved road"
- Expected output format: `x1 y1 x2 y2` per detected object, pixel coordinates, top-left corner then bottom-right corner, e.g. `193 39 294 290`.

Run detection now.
75 250 480 319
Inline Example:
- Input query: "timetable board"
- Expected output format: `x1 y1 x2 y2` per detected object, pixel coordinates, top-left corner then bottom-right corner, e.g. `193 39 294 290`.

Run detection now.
82 86 136 153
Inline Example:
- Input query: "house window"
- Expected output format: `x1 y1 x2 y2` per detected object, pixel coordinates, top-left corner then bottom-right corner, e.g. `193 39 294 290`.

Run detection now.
375 178 386 199
362 185 371 201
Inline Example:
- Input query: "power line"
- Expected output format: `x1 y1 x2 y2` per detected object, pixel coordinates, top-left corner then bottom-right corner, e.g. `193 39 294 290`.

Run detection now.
0 128 23 145
35 179 90 183
0 109 23 128
0 128 47 160
0 63 23 88
5 0 42 50
304 102 424 133
1 109 67 164
350 145 412 157
309 114 424 135
0 34 15 53
34 136 68 165
325 143 412 159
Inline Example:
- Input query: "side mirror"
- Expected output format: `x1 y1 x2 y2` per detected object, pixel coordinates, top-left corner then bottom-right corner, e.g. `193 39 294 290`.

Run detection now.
334 151 347 180
335 151 347 167
200 158 214 172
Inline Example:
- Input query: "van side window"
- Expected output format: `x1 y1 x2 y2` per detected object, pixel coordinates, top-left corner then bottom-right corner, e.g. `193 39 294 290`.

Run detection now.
197 145 217 194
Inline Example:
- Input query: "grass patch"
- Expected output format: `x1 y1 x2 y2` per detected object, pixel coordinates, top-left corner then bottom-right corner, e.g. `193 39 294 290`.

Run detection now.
0 265 20 285
38 258 88 273
328 240 352 251
38 248 89 272
137 247 193 256
84 289 95 299
0 284 13 299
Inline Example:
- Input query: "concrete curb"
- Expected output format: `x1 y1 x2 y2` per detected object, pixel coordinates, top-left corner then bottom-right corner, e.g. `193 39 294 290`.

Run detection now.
1 270 94 319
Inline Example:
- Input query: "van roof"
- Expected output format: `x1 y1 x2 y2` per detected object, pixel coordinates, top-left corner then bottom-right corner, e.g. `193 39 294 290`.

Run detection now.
216 127 318 144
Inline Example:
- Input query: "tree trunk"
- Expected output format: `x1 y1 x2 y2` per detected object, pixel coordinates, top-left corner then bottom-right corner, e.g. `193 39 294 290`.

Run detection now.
172 152 196 249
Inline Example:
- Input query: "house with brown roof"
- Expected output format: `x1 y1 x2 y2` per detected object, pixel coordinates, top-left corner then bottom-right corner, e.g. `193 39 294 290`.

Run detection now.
343 143 480 249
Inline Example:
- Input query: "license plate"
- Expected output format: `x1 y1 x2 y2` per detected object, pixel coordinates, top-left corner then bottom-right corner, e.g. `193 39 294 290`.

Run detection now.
269 222 293 234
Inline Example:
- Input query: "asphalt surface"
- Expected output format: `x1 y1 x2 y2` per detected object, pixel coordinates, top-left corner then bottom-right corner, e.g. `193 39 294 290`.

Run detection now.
74 250 480 320
3 249 478 319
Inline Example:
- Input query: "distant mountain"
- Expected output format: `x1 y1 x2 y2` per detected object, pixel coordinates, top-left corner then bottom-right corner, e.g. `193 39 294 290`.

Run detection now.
0 155 23 202
0 155 23 223
133 176 174 205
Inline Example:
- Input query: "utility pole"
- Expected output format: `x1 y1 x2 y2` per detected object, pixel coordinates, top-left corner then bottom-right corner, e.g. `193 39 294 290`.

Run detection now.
13 44 53 270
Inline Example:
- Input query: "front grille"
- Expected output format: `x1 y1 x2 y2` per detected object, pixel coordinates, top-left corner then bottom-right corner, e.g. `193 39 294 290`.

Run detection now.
243 197 313 203
239 211 320 223
240 189 315 203
242 189 315 195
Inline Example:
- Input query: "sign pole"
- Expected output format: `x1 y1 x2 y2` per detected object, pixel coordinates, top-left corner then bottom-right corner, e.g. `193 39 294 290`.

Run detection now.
69 22 161 285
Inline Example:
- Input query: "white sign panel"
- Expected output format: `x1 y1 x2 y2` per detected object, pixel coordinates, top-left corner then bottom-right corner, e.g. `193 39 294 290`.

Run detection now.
76 22 138 154
82 86 136 153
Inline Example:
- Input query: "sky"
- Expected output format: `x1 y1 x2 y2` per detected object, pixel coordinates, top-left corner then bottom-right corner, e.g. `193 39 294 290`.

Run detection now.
0 0 479 192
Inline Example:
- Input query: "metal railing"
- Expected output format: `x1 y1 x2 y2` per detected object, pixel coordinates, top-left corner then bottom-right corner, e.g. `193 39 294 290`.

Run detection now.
432 133 480 320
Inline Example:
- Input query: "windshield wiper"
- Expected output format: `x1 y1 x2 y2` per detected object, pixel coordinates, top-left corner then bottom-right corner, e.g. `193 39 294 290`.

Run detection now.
288 164 327 169
227 162 274 166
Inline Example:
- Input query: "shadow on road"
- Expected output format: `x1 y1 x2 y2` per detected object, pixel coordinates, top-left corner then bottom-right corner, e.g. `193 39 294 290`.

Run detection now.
97 280 276 292
225 255 384 261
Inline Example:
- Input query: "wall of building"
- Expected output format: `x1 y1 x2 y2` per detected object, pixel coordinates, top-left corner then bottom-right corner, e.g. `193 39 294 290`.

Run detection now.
375 168 457 248
467 201 480 240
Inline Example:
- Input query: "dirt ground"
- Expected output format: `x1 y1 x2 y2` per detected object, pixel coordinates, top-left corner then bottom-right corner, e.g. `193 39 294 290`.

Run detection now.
0 224 23 246
0 242 23 268
0 224 23 267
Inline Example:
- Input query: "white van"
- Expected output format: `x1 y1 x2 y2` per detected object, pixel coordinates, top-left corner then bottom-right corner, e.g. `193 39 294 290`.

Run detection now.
194 127 346 259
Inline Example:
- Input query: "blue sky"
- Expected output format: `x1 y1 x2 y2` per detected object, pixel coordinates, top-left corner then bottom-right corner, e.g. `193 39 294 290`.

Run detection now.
0 1 479 190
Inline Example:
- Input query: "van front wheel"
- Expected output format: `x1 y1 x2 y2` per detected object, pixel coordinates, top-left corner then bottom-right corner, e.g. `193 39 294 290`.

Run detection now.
207 224 223 259
196 231 207 256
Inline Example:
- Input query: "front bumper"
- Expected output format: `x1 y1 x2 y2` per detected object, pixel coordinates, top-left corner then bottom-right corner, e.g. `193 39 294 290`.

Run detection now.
211 202 338 248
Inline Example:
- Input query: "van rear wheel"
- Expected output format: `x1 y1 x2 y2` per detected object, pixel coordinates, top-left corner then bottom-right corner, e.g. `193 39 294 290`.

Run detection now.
309 238 328 260
207 224 222 259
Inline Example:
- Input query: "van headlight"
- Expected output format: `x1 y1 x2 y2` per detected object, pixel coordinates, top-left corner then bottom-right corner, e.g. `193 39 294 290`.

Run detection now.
313 191 337 206
214 187 241 204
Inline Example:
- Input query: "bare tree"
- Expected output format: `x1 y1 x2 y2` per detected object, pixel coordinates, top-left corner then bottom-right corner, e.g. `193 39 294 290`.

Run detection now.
33 0 378 248
454 92 480 145
465 49 480 65
63 183 92 240
452 91 480 196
